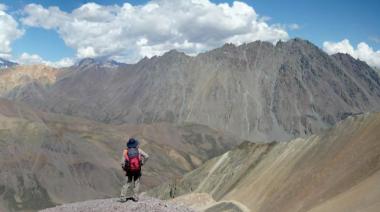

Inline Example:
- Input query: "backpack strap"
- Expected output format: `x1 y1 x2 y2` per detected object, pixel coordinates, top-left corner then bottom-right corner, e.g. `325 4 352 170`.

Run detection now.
123 149 129 161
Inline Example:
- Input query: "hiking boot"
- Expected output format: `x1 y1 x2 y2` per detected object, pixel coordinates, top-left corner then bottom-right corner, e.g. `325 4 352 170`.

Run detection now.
118 197 127 202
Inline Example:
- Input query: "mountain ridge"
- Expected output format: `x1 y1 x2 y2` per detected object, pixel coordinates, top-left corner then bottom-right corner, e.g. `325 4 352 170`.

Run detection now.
6 38 380 142
0 58 18 69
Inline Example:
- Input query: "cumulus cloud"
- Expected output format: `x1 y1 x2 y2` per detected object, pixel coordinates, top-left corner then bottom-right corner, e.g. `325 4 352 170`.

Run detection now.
18 52 74 67
21 0 289 62
0 4 24 58
323 39 380 68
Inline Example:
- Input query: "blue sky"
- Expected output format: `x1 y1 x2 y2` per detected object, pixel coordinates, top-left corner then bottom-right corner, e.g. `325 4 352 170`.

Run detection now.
0 0 379 67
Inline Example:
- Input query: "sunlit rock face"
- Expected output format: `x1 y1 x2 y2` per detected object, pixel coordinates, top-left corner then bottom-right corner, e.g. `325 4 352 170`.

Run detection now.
0 65 58 97
7 39 380 142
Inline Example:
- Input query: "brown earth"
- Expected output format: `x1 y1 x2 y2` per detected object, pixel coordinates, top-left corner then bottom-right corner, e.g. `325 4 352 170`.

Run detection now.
149 112 380 212
0 98 242 212
0 65 59 96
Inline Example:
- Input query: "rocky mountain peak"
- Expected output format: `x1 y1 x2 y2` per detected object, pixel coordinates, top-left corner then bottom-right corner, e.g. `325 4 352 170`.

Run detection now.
331 52 356 61
5 39 380 142
331 52 367 66
0 58 18 69
160 49 190 60
75 57 126 70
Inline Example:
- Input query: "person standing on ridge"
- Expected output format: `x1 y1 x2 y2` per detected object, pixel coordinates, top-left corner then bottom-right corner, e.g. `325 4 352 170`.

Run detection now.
120 138 149 202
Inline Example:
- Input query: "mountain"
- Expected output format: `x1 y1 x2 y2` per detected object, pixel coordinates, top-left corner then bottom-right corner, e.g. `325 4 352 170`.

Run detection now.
0 98 241 212
375 67 380 75
0 58 17 69
6 38 380 142
73 58 128 70
0 65 58 97
148 112 380 212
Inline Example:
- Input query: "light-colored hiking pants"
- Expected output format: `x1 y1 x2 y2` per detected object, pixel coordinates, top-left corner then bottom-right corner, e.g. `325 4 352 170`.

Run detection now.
120 172 140 198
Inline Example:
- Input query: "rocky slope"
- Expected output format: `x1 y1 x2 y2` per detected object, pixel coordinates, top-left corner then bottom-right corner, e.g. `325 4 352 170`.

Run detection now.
40 195 193 212
0 99 241 212
40 193 251 212
375 67 380 75
0 65 58 96
169 193 250 212
148 112 380 212
7 39 380 141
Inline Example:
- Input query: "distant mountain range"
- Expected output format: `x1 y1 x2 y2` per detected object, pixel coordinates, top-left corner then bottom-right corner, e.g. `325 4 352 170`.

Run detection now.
0 58 17 69
73 58 128 70
4 38 380 142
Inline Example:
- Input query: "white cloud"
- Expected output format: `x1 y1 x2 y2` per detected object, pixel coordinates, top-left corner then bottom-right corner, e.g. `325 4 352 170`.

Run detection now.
18 52 74 68
0 4 7 11
18 52 44 64
21 0 289 63
50 57 75 67
0 4 24 58
370 36 380 44
288 23 300 30
323 39 380 68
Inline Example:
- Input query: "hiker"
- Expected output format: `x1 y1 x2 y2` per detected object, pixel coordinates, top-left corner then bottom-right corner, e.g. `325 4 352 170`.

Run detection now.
120 138 149 202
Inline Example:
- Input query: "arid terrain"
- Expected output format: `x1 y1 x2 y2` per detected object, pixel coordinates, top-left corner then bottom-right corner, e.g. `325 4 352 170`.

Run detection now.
0 98 241 211
0 38 379 212
5 39 380 142
149 112 380 212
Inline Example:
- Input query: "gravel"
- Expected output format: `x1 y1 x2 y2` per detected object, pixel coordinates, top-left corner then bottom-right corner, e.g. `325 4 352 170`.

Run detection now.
40 195 195 212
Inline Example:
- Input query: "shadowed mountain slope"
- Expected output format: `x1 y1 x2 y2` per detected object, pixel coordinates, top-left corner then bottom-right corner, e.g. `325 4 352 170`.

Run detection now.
0 58 17 69
148 112 380 212
0 99 241 212
7 39 380 142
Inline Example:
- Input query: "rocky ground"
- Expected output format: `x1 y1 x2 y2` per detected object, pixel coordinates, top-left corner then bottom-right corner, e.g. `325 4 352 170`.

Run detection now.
40 195 194 212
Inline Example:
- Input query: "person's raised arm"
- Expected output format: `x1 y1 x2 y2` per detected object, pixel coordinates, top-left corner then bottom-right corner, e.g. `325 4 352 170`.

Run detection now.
139 149 149 164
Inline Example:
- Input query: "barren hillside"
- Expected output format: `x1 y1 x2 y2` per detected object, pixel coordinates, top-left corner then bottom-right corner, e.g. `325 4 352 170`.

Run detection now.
0 99 241 212
149 112 380 212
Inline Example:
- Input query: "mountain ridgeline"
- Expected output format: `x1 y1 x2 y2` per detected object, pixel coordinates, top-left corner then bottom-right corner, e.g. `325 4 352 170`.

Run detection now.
0 58 17 69
6 38 380 142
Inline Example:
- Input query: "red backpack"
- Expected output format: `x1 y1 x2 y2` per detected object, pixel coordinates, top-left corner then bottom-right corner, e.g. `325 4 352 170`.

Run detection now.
123 148 142 173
